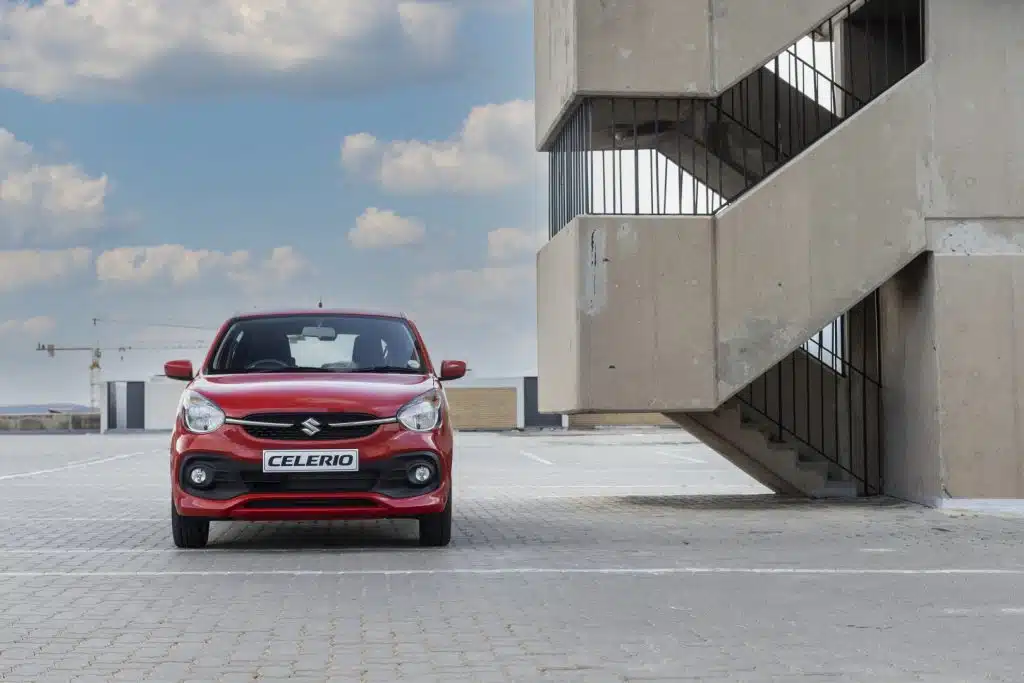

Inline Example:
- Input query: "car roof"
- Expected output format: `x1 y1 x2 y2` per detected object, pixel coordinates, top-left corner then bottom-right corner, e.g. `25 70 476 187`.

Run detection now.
229 308 408 321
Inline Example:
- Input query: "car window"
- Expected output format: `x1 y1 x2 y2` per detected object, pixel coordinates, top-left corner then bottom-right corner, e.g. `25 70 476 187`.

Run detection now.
207 314 424 374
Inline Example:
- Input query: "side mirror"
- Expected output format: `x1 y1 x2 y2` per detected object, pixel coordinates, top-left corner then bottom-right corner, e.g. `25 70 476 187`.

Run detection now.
164 359 194 381
438 360 467 381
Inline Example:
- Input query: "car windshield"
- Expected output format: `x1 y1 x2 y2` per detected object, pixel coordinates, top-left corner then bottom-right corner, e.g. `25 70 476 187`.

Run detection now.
206 314 426 375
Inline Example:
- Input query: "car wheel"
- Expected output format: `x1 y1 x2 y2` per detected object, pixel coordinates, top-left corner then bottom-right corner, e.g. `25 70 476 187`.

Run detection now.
171 503 210 549
418 491 452 547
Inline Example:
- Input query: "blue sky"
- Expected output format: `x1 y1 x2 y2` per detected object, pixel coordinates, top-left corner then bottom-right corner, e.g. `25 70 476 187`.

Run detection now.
0 0 544 404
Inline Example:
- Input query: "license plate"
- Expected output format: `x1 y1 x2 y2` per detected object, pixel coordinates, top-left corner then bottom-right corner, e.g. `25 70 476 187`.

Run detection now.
262 449 359 473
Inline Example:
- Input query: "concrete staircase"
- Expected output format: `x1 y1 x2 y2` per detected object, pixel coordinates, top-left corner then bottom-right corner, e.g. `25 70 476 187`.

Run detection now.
536 0 925 497
671 400 857 497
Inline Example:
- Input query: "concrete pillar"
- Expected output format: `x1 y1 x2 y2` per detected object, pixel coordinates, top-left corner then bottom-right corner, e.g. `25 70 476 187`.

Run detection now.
880 0 1024 510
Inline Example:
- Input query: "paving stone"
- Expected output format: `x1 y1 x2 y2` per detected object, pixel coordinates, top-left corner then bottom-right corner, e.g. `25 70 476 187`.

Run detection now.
0 431 1023 680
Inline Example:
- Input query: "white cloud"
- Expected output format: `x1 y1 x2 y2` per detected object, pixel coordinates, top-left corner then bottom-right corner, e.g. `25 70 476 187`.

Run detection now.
95 244 308 288
0 1 469 100
406 220 541 374
0 247 92 293
397 2 459 55
341 99 536 193
414 263 533 304
228 246 309 289
0 129 109 244
0 316 57 337
486 226 545 262
348 208 426 249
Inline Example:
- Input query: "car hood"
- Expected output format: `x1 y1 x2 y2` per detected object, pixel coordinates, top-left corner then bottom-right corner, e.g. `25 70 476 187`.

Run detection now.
189 373 435 417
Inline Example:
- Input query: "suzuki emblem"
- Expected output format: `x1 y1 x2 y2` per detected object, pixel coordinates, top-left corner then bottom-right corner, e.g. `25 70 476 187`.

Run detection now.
300 418 322 436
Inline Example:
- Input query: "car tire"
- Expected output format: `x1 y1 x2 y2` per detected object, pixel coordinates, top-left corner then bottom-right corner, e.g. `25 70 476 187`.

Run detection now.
418 491 452 547
171 503 210 549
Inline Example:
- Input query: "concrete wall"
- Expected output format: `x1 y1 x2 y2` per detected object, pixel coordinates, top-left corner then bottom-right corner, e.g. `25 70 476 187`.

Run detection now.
883 249 1024 506
443 376 525 429
0 412 100 433
568 412 675 429
534 0 851 148
714 63 930 401
878 254 942 503
537 215 718 414
536 68 928 415
876 1 1024 509
145 379 186 431
445 387 519 431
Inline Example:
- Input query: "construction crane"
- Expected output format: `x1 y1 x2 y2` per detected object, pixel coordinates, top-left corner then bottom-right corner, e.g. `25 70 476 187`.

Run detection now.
36 342 207 410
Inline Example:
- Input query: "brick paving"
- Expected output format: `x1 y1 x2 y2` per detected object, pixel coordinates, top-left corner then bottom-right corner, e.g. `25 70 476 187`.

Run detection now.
0 430 1022 681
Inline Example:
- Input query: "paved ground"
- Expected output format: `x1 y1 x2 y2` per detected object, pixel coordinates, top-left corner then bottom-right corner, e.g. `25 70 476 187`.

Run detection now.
0 429 1023 682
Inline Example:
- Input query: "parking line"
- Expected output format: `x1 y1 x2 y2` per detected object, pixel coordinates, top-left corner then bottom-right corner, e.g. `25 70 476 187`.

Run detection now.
0 567 1021 578
520 451 553 466
0 450 159 482
657 449 705 464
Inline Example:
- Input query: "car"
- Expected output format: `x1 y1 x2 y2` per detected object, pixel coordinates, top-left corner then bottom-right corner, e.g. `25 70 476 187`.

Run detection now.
163 309 466 549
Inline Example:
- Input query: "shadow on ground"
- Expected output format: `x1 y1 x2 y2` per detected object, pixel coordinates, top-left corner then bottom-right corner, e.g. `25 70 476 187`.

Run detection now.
197 495 924 552
617 494 916 511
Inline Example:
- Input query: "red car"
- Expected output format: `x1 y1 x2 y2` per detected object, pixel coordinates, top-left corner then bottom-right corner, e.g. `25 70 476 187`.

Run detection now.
163 309 466 549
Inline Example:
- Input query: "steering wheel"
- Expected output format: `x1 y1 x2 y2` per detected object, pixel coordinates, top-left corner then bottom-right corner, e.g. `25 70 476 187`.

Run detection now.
244 358 291 371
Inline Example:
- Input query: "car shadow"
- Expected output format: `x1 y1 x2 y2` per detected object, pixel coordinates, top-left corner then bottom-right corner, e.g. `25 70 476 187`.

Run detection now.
206 518 422 550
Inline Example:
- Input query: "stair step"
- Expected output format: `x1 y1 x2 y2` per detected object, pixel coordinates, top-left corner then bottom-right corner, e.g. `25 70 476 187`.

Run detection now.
690 398 867 499
796 460 830 477
811 481 860 498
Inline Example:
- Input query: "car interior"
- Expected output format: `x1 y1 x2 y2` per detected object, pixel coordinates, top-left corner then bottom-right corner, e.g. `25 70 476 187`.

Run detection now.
212 317 421 373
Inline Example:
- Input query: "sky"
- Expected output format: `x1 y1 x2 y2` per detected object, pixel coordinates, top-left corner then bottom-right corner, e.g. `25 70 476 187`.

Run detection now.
0 2 840 407
0 0 544 405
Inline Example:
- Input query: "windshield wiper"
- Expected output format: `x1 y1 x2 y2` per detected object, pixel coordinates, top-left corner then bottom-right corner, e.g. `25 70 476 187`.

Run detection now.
342 365 424 374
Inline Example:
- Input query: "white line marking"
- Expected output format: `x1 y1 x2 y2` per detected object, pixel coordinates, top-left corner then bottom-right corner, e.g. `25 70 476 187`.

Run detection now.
467 484 756 489
656 450 705 464
861 548 898 553
943 607 1024 615
0 450 159 482
0 566 1022 578
519 451 553 465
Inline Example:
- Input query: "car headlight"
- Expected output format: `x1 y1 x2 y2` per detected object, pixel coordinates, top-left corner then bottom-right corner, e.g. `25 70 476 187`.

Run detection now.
396 390 442 432
180 389 226 434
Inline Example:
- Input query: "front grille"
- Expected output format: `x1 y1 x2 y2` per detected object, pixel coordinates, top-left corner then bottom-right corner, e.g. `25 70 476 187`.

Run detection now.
239 412 381 441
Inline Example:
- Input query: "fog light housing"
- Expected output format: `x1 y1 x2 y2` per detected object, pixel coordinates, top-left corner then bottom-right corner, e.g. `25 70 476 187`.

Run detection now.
186 463 215 489
408 463 434 486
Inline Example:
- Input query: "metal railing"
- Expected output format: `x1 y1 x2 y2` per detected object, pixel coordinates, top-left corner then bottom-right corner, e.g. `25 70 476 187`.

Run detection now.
735 291 884 495
544 0 924 482
547 0 927 234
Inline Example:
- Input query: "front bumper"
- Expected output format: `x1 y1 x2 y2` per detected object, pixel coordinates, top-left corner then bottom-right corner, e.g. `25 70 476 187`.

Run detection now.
174 481 450 521
171 422 451 520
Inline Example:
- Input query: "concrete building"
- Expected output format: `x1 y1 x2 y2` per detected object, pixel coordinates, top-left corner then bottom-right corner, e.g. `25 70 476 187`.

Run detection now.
535 0 1024 509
